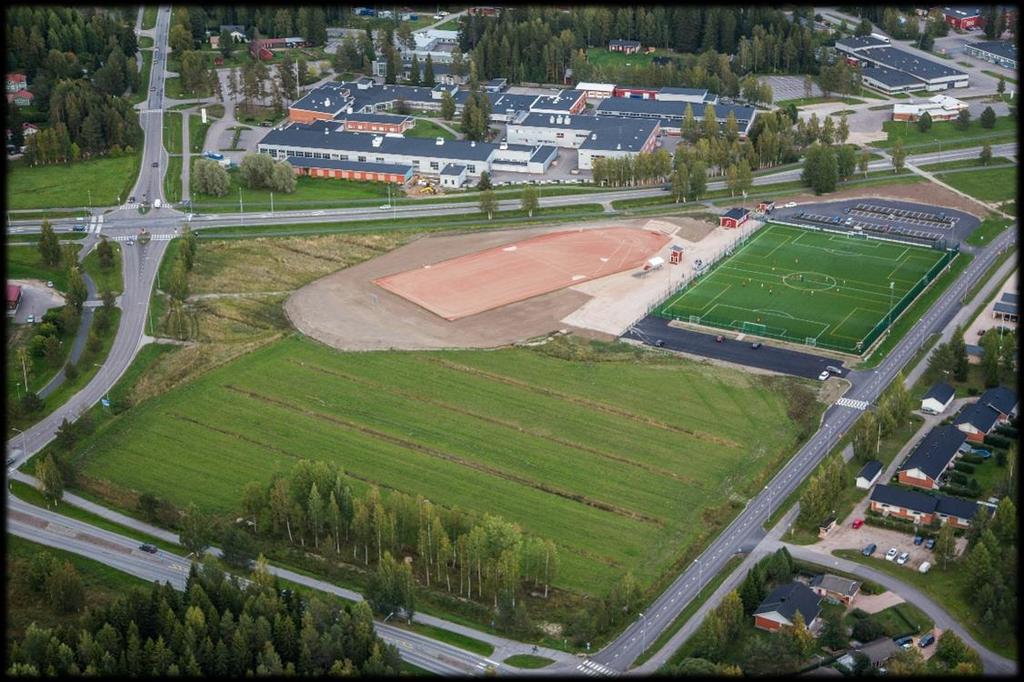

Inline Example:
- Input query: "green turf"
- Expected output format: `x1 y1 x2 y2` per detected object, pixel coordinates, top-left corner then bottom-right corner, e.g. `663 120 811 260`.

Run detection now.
6 155 141 210
586 47 669 67
165 76 212 100
5 243 75 291
406 119 456 139
654 224 947 353
935 166 1018 203
82 239 123 296
71 335 808 597
400 622 494 657
130 50 153 105
142 6 156 29
189 113 212 153
871 116 1017 149
139 36 154 49
163 112 182 154
502 654 555 669
917 157 1013 172
164 155 183 203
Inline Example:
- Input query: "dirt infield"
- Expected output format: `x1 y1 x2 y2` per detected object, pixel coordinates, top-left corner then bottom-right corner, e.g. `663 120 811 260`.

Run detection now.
373 228 671 320
286 216 706 351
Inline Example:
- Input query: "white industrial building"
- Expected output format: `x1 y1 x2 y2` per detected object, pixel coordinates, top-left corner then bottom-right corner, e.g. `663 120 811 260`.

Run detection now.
836 36 969 92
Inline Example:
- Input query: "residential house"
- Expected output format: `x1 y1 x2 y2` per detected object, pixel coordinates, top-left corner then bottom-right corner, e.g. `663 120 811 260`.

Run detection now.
809 574 861 606
6 72 27 93
977 386 1017 422
992 292 1017 323
753 582 822 632
858 637 900 668
920 382 955 415
719 207 750 229
21 122 39 137
856 460 883 490
219 25 247 41
869 483 981 528
898 425 966 489
955 401 1000 443
608 39 642 54
7 89 34 107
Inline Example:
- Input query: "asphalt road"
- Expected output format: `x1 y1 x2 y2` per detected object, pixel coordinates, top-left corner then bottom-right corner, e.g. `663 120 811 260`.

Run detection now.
624 316 847 379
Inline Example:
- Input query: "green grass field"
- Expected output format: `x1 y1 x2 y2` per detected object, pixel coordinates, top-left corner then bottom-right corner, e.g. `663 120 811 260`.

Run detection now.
190 165 393 211
142 6 156 30
163 112 182 154
405 119 456 140
189 112 213 153
655 225 947 353
70 335 809 597
586 47 668 68
965 215 1013 246
935 166 1018 203
918 157 1013 172
871 116 1017 150
6 155 141 210
164 155 182 203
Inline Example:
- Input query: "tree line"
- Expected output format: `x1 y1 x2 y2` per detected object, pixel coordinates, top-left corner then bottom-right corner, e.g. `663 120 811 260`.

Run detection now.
5 559 401 676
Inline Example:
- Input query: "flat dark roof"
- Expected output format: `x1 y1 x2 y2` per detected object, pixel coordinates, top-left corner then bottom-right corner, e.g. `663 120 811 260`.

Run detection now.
967 40 1018 62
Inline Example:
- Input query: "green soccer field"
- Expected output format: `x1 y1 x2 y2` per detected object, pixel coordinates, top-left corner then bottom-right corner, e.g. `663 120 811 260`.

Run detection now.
656 224 948 352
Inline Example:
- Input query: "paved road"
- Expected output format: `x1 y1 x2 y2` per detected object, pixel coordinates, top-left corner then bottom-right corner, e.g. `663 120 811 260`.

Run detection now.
624 316 847 379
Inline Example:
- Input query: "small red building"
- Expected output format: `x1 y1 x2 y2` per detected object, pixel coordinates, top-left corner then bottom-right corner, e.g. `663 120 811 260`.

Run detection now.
341 112 414 134
719 207 750 229
7 284 23 312
942 6 984 30
613 85 659 100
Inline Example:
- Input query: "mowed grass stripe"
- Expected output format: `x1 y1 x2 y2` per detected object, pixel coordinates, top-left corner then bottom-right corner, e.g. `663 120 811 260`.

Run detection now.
659 224 945 350
329 352 752 477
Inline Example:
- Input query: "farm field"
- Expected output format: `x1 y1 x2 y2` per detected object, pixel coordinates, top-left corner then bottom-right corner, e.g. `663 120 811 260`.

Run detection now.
654 224 947 353
71 335 811 597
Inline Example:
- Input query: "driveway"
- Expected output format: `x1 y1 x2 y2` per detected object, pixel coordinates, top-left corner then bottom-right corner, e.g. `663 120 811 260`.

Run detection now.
8 279 65 323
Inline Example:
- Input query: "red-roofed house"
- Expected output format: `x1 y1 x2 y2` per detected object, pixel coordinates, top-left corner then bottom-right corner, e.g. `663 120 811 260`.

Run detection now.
6 73 27 93
7 89 34 107
22 122 39 136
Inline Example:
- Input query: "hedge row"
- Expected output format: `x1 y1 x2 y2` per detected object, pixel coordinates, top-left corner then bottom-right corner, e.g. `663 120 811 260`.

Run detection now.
984 434 1012 449
863 511 938 539
960 453 985 464
995 424 1017 438
941 483 979 498
954 461 976 474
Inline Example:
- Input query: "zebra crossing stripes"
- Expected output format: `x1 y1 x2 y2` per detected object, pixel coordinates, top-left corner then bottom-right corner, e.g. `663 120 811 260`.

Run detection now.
576 659 618 676
122 202 140 210
109 232 176 243
836 397 870 410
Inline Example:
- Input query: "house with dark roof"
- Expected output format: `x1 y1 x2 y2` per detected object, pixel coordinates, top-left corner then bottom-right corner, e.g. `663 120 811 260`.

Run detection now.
753 582 822 632
921 382 955 415
608 39 641 54
858 637 900 668
954 401 1001 443
809 574 861 606
856 460 883 490
992 291 1017 323
719 207 750 229
898 425 966 489
439 163 467 188
869 484 981 528
978 386 1017 421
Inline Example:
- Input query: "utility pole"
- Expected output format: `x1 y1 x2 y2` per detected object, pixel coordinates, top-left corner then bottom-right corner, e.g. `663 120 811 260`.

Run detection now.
239 186 243 225
270 191 274 215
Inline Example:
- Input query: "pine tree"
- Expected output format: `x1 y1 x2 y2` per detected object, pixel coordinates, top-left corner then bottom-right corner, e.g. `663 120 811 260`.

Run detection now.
38 219 62 266
423 55 435 87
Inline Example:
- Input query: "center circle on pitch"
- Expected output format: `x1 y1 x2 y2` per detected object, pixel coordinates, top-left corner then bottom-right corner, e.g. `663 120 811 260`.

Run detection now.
782 272 836 291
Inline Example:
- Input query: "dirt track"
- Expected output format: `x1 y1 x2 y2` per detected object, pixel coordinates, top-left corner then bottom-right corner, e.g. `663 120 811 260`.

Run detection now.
286 217 681 351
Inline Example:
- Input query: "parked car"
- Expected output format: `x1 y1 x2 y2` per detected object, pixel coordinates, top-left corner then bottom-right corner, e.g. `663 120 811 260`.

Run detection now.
655 339 665 347
895 636 913 649
852 518 864 529
818 370 831 381
862 543 876 556
379 204 391 210
750 342 762 349
73 225 86 232
138 544 158 554
46 281 53 288
825 365 842 375
925 538 935 550
152 161 158 167
918 561 932 574
715 335 724 343
885 547 899 561
26 314 35 324
918 633 935 648
913 535 924 546
896 552 910 565
784 201 797 208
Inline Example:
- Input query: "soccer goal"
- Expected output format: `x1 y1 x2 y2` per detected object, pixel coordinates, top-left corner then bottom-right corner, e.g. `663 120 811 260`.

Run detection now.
689 315 701 325
742 321 767 334
805 337 817 347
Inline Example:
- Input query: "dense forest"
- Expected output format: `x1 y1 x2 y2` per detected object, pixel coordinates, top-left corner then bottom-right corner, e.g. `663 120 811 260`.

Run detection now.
6 559 402 676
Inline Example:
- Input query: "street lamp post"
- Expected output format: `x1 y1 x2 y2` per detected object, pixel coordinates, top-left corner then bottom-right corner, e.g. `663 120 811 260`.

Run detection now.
239 186 244 225
11 427 27 462
765 484 772 518
694 558 702 592
639 612 646 654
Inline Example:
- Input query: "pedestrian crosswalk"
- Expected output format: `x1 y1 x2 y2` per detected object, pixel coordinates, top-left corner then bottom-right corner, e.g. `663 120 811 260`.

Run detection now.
109 233 176 243
576 659 618 677
122 202 140 210
86 215 104 234
836 397 870 410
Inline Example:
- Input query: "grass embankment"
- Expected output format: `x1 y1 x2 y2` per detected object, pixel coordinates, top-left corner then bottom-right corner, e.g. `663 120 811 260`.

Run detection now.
964 247 1016 303
981 70 1016 84
858 252 974 369
65 334 810 601
502 654 555 669
395 622 494 657
6 154 141 210
7 209 90 221
934 166 1018 203
139 36 154 49
164 156 183 203
141 6 156 30
163 111 182 154
7 232 89 243
129 49 153 105
5 534 151 642
917 157 1013 172
189 112 213 154
197 204 606 238
82 240 124 295
164 77 213 100
870 116 1017 152
834 550 1016 659
635 555 744 667
190 167 391 211
406 119 456 140
965 215 1013 246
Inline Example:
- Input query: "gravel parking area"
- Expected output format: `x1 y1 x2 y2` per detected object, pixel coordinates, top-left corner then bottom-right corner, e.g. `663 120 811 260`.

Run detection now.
8 279 66 324
761 75 823 101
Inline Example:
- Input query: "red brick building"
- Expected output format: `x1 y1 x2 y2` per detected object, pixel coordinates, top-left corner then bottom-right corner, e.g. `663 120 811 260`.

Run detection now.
869 484 981 529
341 112 415 134
613 85 659 100
286 156 413 184
942 6 984 30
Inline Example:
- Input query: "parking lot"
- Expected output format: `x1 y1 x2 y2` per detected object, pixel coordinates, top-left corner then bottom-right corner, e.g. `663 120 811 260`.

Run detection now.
771 198 982 245
816 510 968 573
760 74 823 102
7 279 66 324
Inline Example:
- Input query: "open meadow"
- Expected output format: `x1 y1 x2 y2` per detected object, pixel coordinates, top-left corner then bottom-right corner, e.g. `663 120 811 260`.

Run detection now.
71 334 814 597
656 224 946 352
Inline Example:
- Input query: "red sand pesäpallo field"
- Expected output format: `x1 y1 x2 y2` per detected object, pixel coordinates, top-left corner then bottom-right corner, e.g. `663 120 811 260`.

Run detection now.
373 227 671 320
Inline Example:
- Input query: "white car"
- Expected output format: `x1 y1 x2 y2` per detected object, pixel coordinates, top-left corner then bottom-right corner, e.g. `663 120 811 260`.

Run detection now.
379 204 391 210
46 281 53 288
818 370 831 381
885 547 899 561
784 201 797 208
26 314 35 324
896 552 910 565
